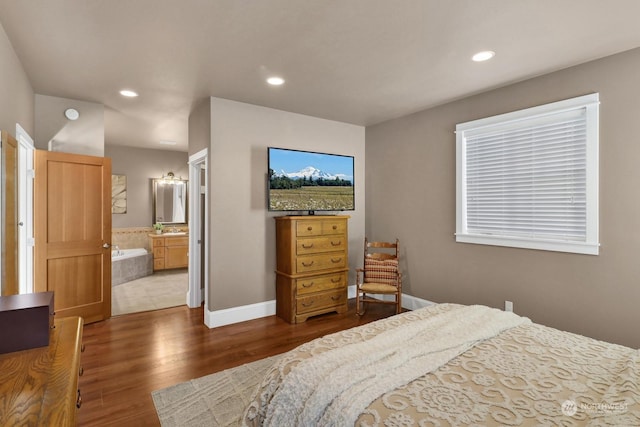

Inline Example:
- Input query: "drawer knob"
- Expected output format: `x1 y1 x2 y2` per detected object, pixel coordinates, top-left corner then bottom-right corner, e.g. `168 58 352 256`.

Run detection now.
302 261 315 267
302 243 314 249
331 240 341 246
81 344 86 352
79 366 84 377
331 258 342 263
76 389 82 409
302 282 314 288
302 300 314 307
307 226 313 231
331 295 341 301
332 225 337 230
331 277 340 283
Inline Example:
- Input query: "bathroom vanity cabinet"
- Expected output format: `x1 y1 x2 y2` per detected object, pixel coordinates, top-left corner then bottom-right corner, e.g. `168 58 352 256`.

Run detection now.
149 234 188 270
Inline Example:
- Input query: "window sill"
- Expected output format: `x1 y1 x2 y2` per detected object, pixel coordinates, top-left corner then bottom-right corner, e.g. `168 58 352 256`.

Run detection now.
455 233 599 255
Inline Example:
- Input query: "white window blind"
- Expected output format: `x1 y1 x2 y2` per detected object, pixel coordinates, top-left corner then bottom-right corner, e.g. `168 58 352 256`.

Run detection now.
456 94 599 255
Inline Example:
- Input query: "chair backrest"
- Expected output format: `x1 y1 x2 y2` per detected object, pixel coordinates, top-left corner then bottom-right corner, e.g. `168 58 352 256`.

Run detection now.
364 237 399 261
363 238 400 285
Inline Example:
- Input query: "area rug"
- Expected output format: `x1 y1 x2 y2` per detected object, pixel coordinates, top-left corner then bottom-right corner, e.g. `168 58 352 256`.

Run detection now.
152 355 281 427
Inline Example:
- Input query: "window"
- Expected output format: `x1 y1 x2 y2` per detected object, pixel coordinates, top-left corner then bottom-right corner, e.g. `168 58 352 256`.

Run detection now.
455 94 599 255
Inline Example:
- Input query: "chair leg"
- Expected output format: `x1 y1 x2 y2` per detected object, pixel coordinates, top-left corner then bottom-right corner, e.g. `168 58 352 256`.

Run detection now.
396 292 402 314
356 291 365 316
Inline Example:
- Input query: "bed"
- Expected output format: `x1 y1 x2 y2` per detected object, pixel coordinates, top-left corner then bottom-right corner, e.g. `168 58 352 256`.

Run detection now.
243 303 639 426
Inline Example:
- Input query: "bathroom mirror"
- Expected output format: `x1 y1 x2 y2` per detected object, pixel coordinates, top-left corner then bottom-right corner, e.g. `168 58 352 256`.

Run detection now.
152 178 188 225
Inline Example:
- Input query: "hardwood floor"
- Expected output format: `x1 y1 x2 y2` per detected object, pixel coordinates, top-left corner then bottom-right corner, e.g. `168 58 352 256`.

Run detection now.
78 300 397 426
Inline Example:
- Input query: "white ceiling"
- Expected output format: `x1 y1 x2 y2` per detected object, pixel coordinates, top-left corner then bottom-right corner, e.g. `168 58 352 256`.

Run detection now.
2 0 640 152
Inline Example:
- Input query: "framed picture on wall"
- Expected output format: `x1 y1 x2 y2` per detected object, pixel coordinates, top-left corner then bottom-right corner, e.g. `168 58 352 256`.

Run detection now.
112 174 127 214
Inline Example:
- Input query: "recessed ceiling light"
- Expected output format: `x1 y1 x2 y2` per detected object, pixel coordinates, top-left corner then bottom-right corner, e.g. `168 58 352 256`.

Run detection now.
119 89 138 97
64 108 80 121
266 77 285 86
472 51 495 62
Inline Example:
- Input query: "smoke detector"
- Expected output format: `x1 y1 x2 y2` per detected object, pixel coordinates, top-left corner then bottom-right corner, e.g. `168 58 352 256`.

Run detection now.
64 108 80 121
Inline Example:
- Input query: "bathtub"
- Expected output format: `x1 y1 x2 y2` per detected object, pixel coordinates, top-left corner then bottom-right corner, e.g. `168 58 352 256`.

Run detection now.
112 248 148 260
111 248 153 286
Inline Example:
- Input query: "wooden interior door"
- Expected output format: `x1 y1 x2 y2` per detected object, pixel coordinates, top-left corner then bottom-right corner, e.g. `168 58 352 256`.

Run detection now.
34 150 111 323
1 130 19 296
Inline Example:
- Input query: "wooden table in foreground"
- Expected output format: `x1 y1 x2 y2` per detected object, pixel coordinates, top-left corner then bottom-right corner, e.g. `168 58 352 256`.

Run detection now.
0 316 84 426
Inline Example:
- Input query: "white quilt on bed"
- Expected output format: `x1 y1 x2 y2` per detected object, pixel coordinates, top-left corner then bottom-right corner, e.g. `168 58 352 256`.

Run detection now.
258 305 529 426
244 304 640 426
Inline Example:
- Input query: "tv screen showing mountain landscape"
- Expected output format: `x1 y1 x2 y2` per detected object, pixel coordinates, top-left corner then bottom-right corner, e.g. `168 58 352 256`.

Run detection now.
268 147 355 212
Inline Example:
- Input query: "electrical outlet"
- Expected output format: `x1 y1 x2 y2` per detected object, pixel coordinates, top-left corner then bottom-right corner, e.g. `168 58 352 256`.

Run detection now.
505 300 513 312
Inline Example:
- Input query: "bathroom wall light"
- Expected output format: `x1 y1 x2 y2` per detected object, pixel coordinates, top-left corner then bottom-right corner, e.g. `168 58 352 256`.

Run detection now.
64 108 80 120
160 171 182 184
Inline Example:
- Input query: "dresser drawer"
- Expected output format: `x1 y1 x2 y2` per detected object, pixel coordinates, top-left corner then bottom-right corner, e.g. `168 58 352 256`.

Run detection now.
296 221 324 237
295 219 347 237
296 236 347 255
296 253 347 274
296 289 346 314
296 272 346 295
322 220 347 235
152 238 165 247
154 258 165 270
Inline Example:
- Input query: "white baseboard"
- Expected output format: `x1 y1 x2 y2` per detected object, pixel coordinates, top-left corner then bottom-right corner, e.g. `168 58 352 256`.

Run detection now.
205 300 276 328
185 287 204 309
349 284 435 310
347 284 357 299
205 288 435 329
401 293 436 310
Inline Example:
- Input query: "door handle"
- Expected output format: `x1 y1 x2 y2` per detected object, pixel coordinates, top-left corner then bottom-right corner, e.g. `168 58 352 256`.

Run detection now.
103 243 111 249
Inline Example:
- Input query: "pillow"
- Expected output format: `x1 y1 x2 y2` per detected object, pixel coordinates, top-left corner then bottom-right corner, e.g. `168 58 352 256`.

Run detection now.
364 258 399 286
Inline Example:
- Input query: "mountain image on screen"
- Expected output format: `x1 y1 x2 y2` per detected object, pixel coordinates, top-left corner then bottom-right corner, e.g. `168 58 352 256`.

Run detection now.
268 147 355 212
280 166 337 180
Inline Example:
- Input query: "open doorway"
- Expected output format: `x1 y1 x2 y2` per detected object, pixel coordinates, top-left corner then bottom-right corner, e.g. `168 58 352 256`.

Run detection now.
106 145 191 317
187 148 208 311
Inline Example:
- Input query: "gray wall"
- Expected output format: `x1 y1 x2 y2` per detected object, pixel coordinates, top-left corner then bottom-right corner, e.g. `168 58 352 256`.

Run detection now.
105 145 188 228
0 22 33 136
366 47 640 348
208 97 365 311
35 94 104 156
188 98 211 156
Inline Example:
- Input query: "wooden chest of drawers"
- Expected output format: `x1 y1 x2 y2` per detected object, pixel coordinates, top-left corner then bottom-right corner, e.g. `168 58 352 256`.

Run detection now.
0 316 84 426
275 215 349 323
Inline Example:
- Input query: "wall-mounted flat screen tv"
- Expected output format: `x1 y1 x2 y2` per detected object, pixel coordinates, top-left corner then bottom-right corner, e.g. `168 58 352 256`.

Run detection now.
268 147 355 213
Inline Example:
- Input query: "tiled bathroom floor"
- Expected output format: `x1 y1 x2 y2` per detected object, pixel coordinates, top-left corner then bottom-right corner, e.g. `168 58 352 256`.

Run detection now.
112 269 188 316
